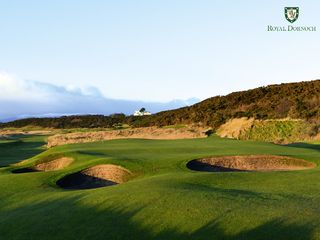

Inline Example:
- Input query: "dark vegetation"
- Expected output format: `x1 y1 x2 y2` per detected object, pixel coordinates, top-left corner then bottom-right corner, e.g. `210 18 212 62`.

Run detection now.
0 114 128 129
144 79 320 129
1 80 320 129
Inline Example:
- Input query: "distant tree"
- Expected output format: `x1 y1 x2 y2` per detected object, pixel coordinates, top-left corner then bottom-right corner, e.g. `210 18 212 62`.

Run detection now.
140 108 146 113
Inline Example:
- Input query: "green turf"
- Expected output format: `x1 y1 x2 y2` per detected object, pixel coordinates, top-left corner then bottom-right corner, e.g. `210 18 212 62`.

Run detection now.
1 135 320 239
0 135 46 166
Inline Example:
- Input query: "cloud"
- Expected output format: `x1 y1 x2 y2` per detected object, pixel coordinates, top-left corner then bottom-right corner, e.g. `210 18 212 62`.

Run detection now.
0 72 199 121
0 72 32 100
0 72 104 100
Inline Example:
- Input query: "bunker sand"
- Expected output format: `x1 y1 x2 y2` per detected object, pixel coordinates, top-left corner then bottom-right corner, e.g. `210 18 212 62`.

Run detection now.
12 157 74 173
187 155 316 172
57 164 132 190
47 126 208 148
34 157 74 171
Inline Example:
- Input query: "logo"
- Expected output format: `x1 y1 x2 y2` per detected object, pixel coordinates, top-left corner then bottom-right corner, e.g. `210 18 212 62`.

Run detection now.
267 7 316 32
285 7 299 23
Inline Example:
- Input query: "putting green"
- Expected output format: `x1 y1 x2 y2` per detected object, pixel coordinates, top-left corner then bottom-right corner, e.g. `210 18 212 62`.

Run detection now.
1 135 320 239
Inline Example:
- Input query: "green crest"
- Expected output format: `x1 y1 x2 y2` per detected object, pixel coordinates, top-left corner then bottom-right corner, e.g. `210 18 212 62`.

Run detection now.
285 7 299 23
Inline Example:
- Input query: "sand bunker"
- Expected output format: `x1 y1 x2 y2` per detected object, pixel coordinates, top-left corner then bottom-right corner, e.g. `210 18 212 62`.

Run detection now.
57 164 132 190
33 157 74 171
216 117 255 139
12 157 74 173
47 126 208 148
187 155 316 172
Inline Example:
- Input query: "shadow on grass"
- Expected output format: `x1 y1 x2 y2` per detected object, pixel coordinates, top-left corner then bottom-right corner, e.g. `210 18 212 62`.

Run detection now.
187 160 247 172
76 150 109 157
285 142 320 152
171 182 275 201
0 135 46 167
11 168 39 174
0 196 315 240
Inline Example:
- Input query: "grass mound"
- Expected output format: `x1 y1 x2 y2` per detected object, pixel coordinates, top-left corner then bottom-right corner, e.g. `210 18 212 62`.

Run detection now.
56 164 132 190
187 155 316 172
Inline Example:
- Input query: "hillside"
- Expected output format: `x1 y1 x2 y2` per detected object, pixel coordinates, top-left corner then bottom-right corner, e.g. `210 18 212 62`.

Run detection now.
1 80 320 130
142 79 320 128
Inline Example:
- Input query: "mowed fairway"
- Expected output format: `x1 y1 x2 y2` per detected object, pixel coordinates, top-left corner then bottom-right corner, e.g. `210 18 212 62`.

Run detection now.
1 135 320 239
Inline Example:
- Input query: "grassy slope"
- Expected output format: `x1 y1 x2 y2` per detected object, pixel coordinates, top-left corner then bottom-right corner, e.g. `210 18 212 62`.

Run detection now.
240 120 311 143
1 136 320 239
0 135 46 166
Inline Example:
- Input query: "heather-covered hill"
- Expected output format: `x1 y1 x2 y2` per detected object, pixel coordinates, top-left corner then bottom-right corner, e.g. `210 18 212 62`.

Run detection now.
1 80 320 130
144 80 320 128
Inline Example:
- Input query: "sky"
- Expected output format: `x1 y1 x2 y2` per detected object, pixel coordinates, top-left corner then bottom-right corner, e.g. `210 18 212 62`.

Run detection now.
0 1 319 120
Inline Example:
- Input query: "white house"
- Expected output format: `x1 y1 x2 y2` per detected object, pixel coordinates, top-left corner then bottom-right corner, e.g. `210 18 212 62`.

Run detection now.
133 110 152 116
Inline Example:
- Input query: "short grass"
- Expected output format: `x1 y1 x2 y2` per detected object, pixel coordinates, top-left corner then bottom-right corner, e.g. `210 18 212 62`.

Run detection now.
1 135 320 239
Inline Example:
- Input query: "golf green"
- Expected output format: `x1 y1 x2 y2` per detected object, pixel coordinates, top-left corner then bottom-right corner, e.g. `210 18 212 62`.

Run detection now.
1 135 320 239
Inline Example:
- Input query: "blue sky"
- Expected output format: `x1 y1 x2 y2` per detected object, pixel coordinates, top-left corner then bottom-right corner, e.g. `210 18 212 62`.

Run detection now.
0 1 319 120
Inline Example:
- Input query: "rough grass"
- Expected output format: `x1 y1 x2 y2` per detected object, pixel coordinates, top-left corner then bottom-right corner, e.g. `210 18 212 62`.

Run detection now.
0 126 115 134
1 135 320 239
217 118 312 143
240 120 310 143
162 124 187 129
